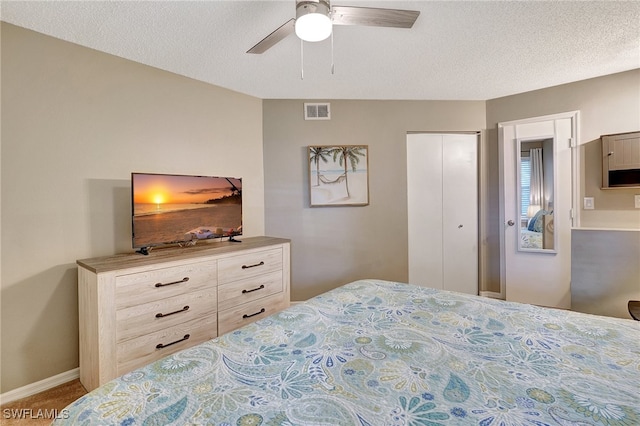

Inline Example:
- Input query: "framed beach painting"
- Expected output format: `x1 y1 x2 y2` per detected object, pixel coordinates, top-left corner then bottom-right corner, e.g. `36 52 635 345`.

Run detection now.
308 145 369 207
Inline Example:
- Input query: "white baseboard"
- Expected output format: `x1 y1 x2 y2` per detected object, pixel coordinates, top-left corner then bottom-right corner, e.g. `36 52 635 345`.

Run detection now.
0 368 79 405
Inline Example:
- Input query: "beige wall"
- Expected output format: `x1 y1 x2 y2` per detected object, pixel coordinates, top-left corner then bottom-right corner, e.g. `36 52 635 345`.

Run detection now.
0 23 265 393
263 100 486 301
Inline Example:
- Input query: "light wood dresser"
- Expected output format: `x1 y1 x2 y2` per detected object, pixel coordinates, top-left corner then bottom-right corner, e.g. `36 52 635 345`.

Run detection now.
77 236 290 391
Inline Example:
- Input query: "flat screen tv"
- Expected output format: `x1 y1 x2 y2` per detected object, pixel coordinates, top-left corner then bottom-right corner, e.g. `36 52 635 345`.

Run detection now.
131 172 242 251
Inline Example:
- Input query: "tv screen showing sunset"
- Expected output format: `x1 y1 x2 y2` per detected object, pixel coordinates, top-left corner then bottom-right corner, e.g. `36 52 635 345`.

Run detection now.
132 173 242 248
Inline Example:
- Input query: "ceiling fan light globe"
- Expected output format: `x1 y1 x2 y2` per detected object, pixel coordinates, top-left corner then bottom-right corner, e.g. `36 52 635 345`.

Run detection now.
295 13 332 42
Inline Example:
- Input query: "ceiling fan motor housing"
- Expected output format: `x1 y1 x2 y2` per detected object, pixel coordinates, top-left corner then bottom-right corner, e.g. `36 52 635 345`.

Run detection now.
296 0 331 15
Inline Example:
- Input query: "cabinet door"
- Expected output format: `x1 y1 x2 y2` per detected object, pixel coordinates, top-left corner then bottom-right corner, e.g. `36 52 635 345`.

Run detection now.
604 132 640 171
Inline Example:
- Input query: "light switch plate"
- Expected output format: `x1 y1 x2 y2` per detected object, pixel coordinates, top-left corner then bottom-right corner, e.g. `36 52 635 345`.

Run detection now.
635 195 640 209
584 197 594 210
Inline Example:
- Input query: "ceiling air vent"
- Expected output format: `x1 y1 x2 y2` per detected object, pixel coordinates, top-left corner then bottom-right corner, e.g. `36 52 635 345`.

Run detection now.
304 103 331 120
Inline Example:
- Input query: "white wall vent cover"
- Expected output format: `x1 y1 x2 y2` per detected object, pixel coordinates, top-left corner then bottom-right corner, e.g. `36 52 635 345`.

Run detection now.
304 103 331 120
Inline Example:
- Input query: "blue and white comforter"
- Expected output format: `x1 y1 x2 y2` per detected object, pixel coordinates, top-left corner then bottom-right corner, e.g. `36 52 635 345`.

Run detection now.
57 279 639 425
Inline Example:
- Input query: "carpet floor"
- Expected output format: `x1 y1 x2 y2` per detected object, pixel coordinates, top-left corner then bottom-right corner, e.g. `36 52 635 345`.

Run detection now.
1 380 87 425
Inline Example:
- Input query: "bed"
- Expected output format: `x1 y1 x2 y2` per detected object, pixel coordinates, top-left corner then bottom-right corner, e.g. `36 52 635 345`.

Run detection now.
57 279 639 425
520 228 543 249
521 215 555 250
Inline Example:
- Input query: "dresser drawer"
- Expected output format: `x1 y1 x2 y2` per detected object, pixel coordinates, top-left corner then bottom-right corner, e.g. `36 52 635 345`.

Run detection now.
116 287 218 343
218 248 282 285
117 314 217 376
218 270 283 308
115 261 217 309
217 292 289 335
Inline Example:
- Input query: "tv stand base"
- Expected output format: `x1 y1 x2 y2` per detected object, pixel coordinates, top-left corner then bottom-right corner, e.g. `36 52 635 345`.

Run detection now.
136 247 150 255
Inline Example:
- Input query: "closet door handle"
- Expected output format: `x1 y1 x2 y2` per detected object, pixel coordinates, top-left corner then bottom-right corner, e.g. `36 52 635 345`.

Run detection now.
243 308 266 319
507 220 515 226
155 306 190 318
155 277 189 287
156 334 190 349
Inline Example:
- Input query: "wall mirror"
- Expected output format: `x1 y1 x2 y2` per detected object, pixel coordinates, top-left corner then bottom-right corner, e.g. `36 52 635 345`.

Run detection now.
517 137 556 252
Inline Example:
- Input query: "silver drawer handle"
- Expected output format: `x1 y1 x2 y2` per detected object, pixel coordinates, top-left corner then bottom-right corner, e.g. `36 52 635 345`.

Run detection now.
242 261 265 269
155 277 189 287
242 285 265 294
242 308 266 319
155 306 190 318
156 334 190 349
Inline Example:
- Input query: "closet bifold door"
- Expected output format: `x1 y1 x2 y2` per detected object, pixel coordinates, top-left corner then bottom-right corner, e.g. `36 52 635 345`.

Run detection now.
441 134 478 295
407 133 478 295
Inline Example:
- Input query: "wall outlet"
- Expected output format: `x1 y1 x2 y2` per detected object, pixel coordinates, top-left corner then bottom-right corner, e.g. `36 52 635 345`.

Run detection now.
635 195 640 209
583 197 594 210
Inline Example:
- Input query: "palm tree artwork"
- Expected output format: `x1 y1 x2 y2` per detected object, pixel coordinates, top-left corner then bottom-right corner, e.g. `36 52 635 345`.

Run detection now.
328 146 366 198
308 145 369 206
309 146 330 187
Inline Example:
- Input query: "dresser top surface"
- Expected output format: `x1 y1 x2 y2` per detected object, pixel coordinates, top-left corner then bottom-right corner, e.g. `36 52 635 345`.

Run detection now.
77 236 290 273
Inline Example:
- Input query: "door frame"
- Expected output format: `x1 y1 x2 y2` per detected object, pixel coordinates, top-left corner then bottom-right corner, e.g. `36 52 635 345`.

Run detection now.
497 111 580 300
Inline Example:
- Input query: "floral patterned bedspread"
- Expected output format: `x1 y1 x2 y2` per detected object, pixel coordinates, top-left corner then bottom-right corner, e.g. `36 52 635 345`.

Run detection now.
57 279 639 426
520 229 543 249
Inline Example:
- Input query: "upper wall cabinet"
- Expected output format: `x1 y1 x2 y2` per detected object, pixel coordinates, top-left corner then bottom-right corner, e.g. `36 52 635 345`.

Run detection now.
602 131 640 188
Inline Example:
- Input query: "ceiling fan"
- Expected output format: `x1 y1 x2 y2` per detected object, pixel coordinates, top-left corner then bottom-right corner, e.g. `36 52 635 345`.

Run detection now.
247 0 420 54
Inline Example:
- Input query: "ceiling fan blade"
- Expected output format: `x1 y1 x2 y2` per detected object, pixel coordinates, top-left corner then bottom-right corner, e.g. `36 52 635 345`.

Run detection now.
331 6 419 28
247 18 295 54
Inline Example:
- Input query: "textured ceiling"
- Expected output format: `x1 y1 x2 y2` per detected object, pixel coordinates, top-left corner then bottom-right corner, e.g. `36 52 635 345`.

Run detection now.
2 0 639 100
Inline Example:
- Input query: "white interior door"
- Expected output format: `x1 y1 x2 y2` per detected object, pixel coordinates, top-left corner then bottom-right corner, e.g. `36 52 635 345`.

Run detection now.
407 133 478 295
499 112 577 309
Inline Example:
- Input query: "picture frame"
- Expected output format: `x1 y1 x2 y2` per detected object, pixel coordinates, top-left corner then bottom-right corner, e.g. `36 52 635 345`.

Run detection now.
308 145 369 207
